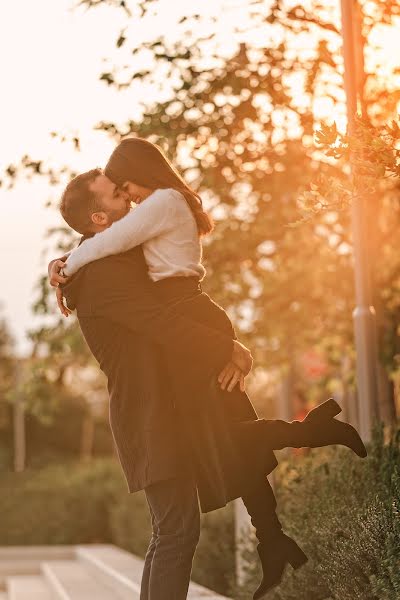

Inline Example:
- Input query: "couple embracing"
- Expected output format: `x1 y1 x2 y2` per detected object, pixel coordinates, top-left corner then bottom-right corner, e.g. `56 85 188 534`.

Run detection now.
49 137 367 600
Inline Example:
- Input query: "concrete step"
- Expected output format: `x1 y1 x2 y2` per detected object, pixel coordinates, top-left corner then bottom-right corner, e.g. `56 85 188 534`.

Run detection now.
0 544 232 599
0 560 40 588
7 575 53 600
0 547 74 561
76 545 141 599
0 547 75 589
76 544 231 599
42 559 123 599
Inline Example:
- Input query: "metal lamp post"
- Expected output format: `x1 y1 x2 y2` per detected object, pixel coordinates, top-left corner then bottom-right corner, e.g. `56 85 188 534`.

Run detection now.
339 0 379 439
234 1 380 586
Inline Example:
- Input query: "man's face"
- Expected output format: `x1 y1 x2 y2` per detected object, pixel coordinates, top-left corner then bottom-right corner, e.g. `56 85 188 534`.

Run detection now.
89 174 131 229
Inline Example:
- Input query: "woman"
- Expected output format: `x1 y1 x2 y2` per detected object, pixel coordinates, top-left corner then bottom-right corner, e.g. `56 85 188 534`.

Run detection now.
50 137 367 599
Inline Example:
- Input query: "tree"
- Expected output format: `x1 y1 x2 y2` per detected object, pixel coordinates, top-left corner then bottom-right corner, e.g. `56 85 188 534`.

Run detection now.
2 0 399 420
83 0 399 381
0 316 16 441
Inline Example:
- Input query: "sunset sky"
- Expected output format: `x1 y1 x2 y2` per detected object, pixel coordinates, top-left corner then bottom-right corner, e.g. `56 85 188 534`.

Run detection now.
0 0 127 352
0 0 399 354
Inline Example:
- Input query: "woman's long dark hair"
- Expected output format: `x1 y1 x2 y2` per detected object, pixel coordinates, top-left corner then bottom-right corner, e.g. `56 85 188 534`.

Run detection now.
104 137 213 236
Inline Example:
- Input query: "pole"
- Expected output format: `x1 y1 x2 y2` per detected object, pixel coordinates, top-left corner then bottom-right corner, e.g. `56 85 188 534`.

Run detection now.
234 498 252 586
339 0 379 439
13 362 26 473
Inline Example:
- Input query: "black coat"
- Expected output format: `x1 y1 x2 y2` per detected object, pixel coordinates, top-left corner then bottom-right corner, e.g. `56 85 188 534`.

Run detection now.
153 277 278 512
63 244 232 495
63 243 277 512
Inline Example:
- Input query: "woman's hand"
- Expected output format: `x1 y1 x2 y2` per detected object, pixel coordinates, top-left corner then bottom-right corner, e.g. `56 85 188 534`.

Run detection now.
218 361 246 393
48 258 72 317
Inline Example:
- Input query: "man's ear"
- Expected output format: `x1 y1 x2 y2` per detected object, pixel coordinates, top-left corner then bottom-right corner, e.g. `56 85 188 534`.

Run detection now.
91 211 108 226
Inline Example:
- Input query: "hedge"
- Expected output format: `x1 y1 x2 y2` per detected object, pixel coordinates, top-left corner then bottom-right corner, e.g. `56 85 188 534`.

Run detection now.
0 458 234 594
0 425 399 599
234 425 400 600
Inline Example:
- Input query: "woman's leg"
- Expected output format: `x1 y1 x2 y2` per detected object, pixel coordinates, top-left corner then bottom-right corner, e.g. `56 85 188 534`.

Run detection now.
241 475 283 543
241 475 307 599
141 474 200 600
230 398 366 458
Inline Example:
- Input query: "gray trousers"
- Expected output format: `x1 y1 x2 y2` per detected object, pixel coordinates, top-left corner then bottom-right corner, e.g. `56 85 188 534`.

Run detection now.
140 472 282 600
140 475 200 600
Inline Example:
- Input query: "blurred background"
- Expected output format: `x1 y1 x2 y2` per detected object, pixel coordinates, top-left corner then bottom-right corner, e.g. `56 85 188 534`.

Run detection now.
0 1 399 598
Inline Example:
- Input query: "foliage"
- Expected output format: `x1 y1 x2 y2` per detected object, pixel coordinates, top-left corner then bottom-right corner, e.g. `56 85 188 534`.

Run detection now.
4 296 108 448
1 427 399 598
0 318 15 400
78 0 399 393
0 460 125 545
24 402 114 464
0 318 17 467
302 114 400 391
0 456 234 594
36 1 400 386
234 425 400 600
107 487 152 557
1 329 113 467
1 0 400 461
192 504 236 594
299 117 400 217
16 0 357 374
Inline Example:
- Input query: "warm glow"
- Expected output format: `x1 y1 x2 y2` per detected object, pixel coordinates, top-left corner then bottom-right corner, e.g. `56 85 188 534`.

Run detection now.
1 0 399 353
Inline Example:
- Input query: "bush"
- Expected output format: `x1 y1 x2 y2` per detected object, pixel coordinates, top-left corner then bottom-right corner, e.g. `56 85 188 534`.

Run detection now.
235 425 400 600
0 441 12 471
1 426 399 599
108 490 152 557
0 459 125 545
193 504 236 594
0 454 236 595
25 405 115 463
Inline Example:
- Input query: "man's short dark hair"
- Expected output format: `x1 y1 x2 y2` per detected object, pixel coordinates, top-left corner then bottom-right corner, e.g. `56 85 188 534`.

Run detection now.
60 168 103 234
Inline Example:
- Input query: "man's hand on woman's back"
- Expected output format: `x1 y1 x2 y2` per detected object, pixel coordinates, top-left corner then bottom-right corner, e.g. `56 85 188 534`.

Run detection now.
232 340 253 375
217 340 253 393
218 361 246 393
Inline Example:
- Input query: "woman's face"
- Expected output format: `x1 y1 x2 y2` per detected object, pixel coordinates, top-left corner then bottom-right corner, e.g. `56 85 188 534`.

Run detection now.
122 181 154 205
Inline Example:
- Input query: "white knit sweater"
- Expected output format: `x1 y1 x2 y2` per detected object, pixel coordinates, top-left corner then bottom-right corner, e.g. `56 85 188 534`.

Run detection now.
63 188 206 282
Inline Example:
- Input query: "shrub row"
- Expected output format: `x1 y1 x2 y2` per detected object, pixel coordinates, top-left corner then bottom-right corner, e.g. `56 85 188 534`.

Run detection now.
1 425 399 599
234 425 400 600
0 457 234 594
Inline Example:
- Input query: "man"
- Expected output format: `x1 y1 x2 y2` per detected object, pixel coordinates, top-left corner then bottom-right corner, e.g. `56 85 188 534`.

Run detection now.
50 168 253 600
51 168 366 600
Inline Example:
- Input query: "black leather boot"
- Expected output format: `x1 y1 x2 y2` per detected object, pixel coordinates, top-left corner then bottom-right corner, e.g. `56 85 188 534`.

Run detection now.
253 534 308 600
242 478 308 600
264 398 367 458
301 398 367 458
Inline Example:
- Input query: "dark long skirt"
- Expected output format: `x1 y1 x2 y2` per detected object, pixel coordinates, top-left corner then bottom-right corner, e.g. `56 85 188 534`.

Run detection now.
154 277 278 513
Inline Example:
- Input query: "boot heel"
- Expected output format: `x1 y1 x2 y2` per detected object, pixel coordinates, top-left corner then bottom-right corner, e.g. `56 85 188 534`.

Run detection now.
310 398 341 421
287 545 308 570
